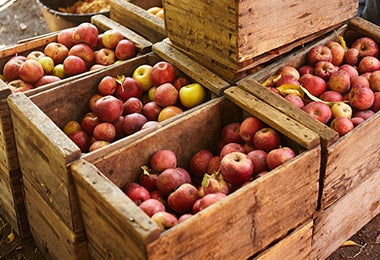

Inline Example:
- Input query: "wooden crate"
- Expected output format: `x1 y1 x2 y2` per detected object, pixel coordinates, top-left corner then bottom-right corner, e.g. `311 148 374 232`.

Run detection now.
163 0 358 83
71 91 321 259
7 49 229 256
0 14 152 238
110 0 166 43
311 168 380 259
238 17 380 211
23 177 89 260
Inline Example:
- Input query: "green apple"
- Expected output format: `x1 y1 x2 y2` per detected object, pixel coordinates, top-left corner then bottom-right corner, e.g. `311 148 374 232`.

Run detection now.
148 86 156 101
179 83 207 108
132 64 153 92
52 64 65 79
38 56 55 74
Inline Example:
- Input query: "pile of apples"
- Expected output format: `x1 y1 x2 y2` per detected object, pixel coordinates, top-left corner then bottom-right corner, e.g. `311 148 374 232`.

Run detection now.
263 36 380 136
1 22 137 93
122 116 297 230
62 60 208 153
147 6 164 19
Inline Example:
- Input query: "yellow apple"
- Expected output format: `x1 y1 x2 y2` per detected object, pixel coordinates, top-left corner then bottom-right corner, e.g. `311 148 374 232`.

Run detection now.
52 64 66 79
179 83 207 108
158 106 183 122
63 120 82 136
38 56 55 74
132 64 153 92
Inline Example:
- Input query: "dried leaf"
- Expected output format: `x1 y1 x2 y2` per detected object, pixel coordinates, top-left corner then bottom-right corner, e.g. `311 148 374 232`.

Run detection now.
340 240 362 247
277 84 304 97
335 31 348 51
201 173 211 187
299 85 332 105
6 232 15 244
262 74 281 88
141 165 151 176
115 75 125 85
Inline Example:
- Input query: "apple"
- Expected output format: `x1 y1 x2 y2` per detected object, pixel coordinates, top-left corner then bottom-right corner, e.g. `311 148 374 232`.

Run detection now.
142 101 162 121
34 75 61 88
72 22 99 49
351 117 365 127
326 41 345 66
63 120 82 136
302 101 332 124
219 151 254 186
339 64 359 79
132 64 154 92
358 56 380 74
307 45 332 65
92 95 123 123
44 42 69 64
18 59 44 83
81 111 99 135
275 74 300 88
155 9 165 19
193 192 227 213
3 58 24 82
139 198 166 217
219 142 245 159
314 61 337 81
141 121 159 130
7 79 33 93
220 122 243 144
330 117 354 136
122 113 148 135
247 149 268 175
178 214 193 223
27 51 45 61
198 172 230 197
151 212 178 230
63 55 87 76
189 149 214 179
371 91 380 112
353 109 375 120
173 76 190 90
266 147 296 170
38 56 55 74
179 83 207 108
90 64 106 71
351 37 379 59
93 122 116 142
69 43 95 68
207 155 221 174
88 93 104 112
277 65 300 79
112 115 126 140
299 74 327 97
351 75 371 89
150 61 176 86
319 90 343 102
298 65 314 76
369 70 380 92
167 183 199 214
154 83 179 107
156 167 191 197
150 149 177 173
122 182 150 205
348 85 375 110
115 77 142 101
327 69 351 94
52 64 66 79
69 129 90 153
344 48 359 66
123 97 143 115
95 48 116 66
97 75 117 95
57 28 75 49
101 29 124 49
330 102 352 119
115 39 136 60
253 127 281 152
239 116 265 144
157 106 183 122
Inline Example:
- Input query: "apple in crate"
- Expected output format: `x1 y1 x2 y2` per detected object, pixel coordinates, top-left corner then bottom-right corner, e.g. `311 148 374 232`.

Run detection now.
89 140 110 152
247 149 269 175
320 90 343 102
303 101 332 124
68 43 95 68
35 75 61 88
116 77 143 101
150 61 176 86
219 151 254 186
198 172 230 197
326 40 345 66
38 56 55 74
351 75 370 89
18 59 44 83
93 95 123 123
351 36 379 59
239 116 265 144
95 48 116 66
139 166 159 192
179 83 207 108
330 117 354 137
266 147 296 170
220 122 243 145
27 51 45 61
154 83 179 107
193 192 227 213
149 149 177 173
285 93 304 109
93 122 116 142
57 28 75 49
52 64 65 79
219 142 245 159
132 64 153 92
101 29 124 49
167 183 199 214
139 198 166 217
142 101 162 121
348 85 375 110
123 97 143 115
3 57 24 81
63 55 87 76
307 45 332 65
151 211 178 230
122 182 150 206
72 22 99 49
358 56 380 74
189 149 214 179
44 42 69 64
8 79 33 93
314 61 337 81
157 106 183 122
299 74 327 97
122 113 148 135
330 102 352 119
115 39 136 60
253 127 281 152
68 129 90 153
156 168 191 197
97 75 117 95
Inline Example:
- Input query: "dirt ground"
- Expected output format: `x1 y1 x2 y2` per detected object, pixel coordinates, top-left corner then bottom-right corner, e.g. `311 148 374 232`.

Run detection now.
0 0 380 259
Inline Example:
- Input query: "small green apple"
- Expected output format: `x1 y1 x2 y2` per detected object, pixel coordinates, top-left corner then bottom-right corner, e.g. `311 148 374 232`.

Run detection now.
132 64 153 92
148 86 156 101
179 83 207 108
38 56 55 74
52 64 66 79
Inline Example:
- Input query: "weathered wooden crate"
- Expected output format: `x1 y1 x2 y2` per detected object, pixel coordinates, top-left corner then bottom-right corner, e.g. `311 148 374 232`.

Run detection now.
71 89 321 259
163 0 358 83
110 0 166 43
7 49 229 258
0 14 152 238
239 17 380 211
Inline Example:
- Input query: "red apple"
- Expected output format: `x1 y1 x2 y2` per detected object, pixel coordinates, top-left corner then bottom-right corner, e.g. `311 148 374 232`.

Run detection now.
358 56 380 74
122 182 150 205
116 77 143 101
63 55 87 76
141 121 159 130
44 42 69 64
18 59 44 83
101 29 124 49
7 79 33 93
198 172 229 197
219 142 245 159
219 151 254 186
326 40 345 66
253 127 281 152
167 183 199 214
371 91 380 112
123 97 143 115
69 129 90 153
81 112 99 135
63 120 81 136
277 65 300 79
351 36 379 59
369 70 380 92
88 93 104 112
154 83 179 107
247 149 269 175
344 48 359 66
69 43 95 68
302 101 332 124
89 140 110 152
339 64 359 79
3 58 24 82
220 122 243 144
139 166 159 192
122 113 148 135
275 74 300 88
239 116 265 144
97 75 117 95
319 90 343 102
189 149 214 179
150 61 176 86
93 122 116 142
299 74 327 97
351 117 365 126
151 212 178 230
330 117 354 136
34 75 61 88
314 61 337 81
112 115 125 140
353 109 375 120
298 65 314 76
139 198 166 217
266 147 296 170
173 76 190 90
307 45 332 65
57 28 75 49
156 167 191 197
327 69 351 94
115 39 136 60
348 85 375 110
150 149 177 173
351 75 371 89
72 22 99 49
142 101 162 121
93 95 123 123
193 192 227 213
95 48 116 66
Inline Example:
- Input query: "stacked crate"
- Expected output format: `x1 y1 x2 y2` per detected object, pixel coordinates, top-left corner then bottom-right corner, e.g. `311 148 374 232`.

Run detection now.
237 17 380 259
